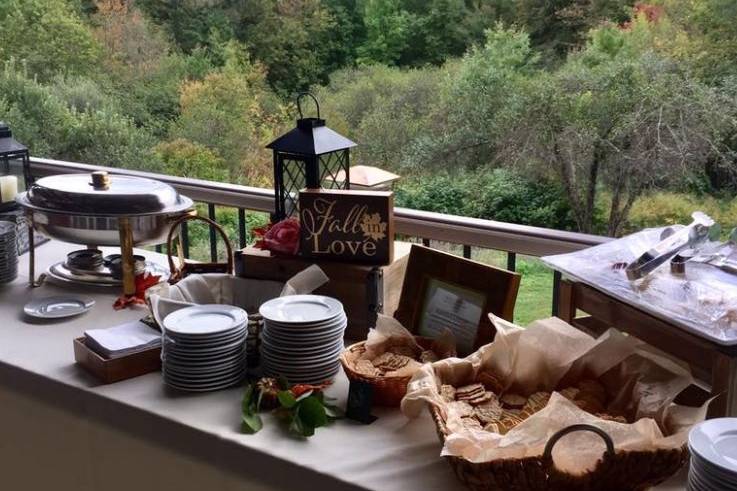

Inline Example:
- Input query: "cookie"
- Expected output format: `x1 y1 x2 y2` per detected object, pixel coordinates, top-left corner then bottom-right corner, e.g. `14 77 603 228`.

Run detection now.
456 383 485 398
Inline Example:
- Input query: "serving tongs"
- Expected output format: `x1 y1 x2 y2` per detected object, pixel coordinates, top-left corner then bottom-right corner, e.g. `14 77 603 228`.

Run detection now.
671 228 737 276
626 211 714 280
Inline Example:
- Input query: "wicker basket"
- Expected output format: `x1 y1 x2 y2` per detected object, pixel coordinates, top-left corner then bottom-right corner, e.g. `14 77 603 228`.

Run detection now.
429 405 688 491
340 337 451 407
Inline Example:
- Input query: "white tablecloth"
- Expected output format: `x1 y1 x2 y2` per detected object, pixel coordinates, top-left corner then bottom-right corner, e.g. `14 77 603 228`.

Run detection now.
0 240 686 491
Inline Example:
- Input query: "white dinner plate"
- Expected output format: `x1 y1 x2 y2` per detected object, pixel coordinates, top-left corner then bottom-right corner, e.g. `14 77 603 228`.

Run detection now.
261 343 343 364
164 364 245 382
164 336 246 356
165 327 248 347
259 295 343 324
263 321 347 341
164 353 245 372
689 418 737 476
163 304 247 336
164 373 245 392
24 295 95 319
263 312 347 331
262 364 340 383
260 336 344 354
261 356 341 373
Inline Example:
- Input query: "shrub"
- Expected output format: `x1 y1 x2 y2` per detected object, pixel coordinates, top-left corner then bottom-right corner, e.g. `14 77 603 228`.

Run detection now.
395 168 575 229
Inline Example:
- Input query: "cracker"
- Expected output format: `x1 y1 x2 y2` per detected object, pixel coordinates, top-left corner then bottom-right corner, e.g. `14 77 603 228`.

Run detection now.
467 391 493 406
523 391 551 414
577 379 607 404
477 372 504 393
460 417 483 431
457 383 485 396
501 393 527 409
473 399 503 424
440 384 457 402
419 350 439 363
448 400 474 418
559 387 580 400
354 359 379 377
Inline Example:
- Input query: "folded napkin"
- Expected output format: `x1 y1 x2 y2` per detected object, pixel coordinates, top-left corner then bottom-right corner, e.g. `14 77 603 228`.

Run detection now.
85 320 162 359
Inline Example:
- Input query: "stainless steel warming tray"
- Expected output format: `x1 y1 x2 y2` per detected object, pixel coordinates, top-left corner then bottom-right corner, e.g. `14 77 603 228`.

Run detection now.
16 171 194 246
16 171 195 296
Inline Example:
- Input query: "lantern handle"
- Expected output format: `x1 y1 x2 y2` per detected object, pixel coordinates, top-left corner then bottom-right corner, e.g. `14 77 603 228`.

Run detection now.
297 92 320 120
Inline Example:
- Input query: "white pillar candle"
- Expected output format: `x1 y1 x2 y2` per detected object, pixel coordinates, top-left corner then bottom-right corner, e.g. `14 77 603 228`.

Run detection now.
0 175 18 203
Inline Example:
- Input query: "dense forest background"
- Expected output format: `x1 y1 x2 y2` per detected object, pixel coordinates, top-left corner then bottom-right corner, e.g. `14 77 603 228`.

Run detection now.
2 0 737 237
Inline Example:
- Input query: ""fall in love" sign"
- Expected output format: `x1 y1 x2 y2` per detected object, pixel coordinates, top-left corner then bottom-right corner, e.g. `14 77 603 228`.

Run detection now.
299 189 394 265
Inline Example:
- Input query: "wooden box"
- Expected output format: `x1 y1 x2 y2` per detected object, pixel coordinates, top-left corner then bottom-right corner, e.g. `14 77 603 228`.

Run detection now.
234 242 410 340
73 337 161 384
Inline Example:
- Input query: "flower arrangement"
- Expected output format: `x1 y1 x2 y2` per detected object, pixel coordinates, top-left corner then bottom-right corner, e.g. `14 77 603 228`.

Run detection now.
253 218 301 256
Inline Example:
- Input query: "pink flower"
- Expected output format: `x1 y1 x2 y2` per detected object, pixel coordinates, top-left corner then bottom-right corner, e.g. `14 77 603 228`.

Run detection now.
254 218 300 256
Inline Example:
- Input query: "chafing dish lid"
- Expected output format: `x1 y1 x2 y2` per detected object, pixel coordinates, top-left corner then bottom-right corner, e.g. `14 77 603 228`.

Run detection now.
24 172 192 215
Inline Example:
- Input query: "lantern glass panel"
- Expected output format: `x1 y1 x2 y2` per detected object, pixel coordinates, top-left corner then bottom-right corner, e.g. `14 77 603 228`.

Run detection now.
318 150 349 190
281 155 308 217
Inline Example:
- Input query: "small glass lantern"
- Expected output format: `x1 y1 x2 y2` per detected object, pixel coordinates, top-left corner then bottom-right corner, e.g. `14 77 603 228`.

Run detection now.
266 93 356 221
0 122 30 210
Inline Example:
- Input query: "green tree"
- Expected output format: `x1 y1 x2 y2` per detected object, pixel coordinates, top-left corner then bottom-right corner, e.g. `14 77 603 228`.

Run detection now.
170 42 287 186
0 0 102 81
155 139 229 182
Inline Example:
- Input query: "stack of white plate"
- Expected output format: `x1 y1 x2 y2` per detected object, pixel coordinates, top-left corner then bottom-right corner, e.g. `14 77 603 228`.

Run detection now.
688 418 737 490
0 221 18 283
259 295 347 384
162 304 248 392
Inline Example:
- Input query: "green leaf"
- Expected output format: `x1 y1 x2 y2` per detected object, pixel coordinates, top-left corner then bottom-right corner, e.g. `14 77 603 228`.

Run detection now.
277 390 298 408
277 376 290 390
299 396 329 429
242 384 256 411
323 402 344 420
241 411 263 434
295 389 314 402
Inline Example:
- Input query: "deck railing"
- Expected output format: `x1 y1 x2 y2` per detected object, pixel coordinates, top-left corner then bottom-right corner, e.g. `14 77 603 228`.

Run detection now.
22 157 612 314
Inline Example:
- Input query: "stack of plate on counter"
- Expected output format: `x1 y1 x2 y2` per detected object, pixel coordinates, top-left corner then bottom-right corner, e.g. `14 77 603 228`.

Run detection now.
162 304 248 392
688 418 737 490
259 295 347 384
0 221 18 283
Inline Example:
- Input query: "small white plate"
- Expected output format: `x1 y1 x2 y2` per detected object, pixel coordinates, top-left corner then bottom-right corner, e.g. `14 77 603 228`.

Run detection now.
259 295 343 324
163 304 247 336
689 418 737 476
24 295 95 319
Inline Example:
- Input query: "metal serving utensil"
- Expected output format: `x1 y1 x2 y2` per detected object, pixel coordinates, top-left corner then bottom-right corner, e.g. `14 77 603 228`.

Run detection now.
626 212 715 281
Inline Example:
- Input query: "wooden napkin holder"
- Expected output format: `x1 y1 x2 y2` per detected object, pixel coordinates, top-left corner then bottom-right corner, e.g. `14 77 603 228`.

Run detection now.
73 337 161 384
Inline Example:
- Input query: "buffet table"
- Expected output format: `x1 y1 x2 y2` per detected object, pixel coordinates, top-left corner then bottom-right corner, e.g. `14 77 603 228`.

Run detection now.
0 240 687 491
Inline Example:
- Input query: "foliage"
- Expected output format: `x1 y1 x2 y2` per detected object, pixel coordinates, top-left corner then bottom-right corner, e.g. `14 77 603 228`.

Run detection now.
170 42 288 186
0 0 102 81
396 169 576 229
154 139 228 182
241 379 341 438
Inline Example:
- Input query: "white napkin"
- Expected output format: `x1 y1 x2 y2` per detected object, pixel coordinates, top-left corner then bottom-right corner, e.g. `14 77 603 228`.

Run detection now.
84 321 162 359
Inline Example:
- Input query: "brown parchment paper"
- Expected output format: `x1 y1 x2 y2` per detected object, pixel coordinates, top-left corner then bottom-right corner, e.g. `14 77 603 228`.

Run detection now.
361 314 456 361
401 314 708 472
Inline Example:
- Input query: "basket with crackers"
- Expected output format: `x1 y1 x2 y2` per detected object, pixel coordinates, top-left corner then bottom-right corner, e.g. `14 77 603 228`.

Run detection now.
402 315 707 491
340 315 456 407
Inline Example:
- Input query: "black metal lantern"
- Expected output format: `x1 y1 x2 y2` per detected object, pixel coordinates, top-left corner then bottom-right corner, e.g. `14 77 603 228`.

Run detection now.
0 122 30 209
266 93 356 221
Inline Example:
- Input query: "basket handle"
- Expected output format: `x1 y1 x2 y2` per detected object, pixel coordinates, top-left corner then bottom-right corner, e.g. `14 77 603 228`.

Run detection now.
166 214 234 282
543 424 615 478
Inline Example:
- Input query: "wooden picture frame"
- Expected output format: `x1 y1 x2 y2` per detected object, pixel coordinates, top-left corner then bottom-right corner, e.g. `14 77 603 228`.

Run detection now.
393 245 520 355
